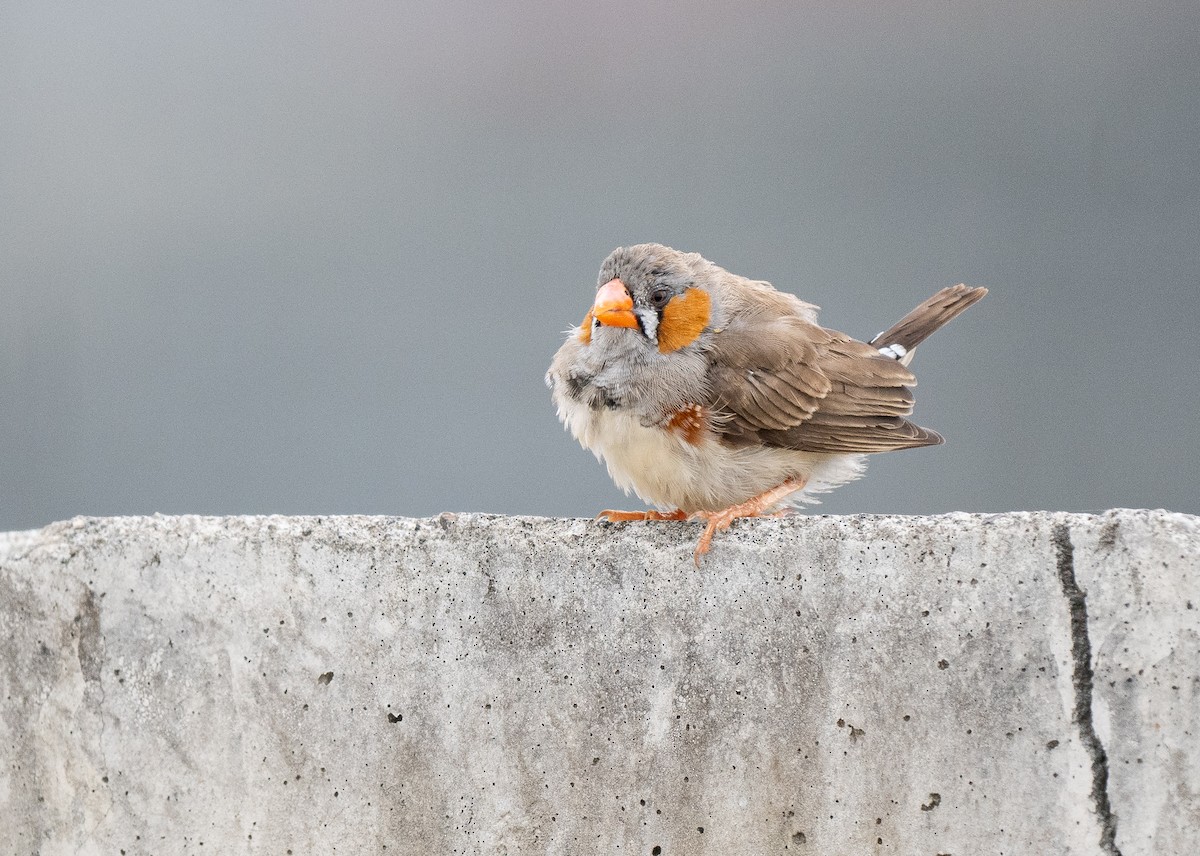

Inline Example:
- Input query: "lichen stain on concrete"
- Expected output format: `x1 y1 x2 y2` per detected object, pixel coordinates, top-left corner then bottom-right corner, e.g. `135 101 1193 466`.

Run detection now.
74 586 105 688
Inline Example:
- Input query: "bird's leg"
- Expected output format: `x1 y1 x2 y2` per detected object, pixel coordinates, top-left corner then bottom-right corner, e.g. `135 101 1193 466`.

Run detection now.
596 509 689 522
689 477 807 566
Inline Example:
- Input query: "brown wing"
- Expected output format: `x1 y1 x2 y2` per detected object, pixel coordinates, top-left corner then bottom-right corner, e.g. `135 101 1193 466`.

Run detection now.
707 314 943 454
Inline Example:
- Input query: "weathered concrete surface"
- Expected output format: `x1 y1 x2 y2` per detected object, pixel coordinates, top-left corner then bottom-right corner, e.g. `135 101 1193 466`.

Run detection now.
0 511 1195 856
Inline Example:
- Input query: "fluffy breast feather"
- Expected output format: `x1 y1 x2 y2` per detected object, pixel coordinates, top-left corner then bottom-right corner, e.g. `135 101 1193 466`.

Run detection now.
552 392 866 512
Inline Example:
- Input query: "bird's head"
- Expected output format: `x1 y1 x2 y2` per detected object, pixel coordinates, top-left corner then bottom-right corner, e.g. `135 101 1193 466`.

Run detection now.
578 243 715 354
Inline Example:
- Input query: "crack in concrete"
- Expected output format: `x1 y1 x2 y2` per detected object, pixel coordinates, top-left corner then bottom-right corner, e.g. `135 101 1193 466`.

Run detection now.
1053 524 1122 856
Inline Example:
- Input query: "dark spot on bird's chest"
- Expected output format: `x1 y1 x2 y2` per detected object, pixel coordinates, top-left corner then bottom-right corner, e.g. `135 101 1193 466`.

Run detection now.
565 372 594 398
566 371 621 410
593 390 622 409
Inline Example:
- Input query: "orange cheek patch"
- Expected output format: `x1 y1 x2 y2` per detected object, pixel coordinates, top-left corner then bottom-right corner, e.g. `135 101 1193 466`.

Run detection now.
658 287 711 353
578 309 594 344
666 404 709 445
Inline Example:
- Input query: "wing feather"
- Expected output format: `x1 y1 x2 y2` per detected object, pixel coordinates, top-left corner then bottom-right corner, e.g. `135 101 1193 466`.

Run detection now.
707 302 942 454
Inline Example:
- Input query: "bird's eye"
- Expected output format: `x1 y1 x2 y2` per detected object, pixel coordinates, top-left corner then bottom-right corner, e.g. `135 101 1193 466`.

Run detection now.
649 287 672 308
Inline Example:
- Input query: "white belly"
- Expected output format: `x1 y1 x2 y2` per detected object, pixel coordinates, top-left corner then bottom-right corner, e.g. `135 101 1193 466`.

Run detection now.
556 397 866 512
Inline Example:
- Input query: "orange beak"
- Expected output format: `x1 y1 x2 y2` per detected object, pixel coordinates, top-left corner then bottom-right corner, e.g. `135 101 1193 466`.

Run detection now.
592 278 639 329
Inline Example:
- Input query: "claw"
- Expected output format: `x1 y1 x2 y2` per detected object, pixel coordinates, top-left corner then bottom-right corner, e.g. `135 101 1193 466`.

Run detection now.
595 509 688 522
689 477 808 566
692 513 731 566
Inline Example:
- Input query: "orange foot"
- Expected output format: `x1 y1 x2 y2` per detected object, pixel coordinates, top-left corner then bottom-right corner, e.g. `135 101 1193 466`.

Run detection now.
689 477 808 567
596 509 689 522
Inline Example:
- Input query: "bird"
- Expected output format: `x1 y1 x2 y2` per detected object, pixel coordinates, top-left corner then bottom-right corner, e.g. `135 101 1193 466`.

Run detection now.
546 243 987 566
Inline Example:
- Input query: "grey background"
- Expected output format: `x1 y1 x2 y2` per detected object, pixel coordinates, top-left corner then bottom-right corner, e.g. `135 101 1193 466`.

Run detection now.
3 1 1198 531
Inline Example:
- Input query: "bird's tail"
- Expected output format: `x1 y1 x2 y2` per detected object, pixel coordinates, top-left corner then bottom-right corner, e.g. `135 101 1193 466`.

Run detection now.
870 284 988 365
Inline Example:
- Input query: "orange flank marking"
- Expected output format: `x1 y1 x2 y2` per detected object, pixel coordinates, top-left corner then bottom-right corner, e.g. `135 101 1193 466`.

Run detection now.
596 509 688 522
658 287 711 353
578 309 594 343
665 404 708 445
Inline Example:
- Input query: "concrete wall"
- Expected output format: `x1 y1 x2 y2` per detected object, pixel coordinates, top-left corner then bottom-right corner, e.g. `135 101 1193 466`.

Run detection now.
1 510 1196 856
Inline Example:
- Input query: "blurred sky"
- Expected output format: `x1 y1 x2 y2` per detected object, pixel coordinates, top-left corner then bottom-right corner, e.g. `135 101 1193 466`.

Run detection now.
3 0 1198 531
